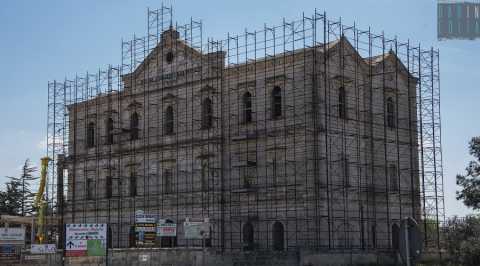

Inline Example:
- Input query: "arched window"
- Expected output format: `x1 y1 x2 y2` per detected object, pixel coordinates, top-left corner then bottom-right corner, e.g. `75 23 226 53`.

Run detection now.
391 224 400 250
107 227 113 248
129 226 136 247
272 221 284 251
164 106 174 135
86 178 94 200
106 118 114 144
243 222 254 251
243 92 252 123
386 97 396 128
130 112 139 140
130 171 137 197
338 87 347 119
86 122 95 148
201 98 213 129
106 176 112 199
163 169 173 194
271 86 282 119
389 164 399 192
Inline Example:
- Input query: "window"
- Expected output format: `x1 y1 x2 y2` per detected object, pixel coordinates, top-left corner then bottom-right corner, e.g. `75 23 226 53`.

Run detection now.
201 98 213 129
166 51 174 64
106 118 114 145
164 106 174 135
201 159 208 191
242 92 253 123
130 112 139 140
338 87 347 119
243 222 254 251
449 20 453 34
86 122 95 148
391 224 400 250
130 172 137 197
106 176 112 199
107 227 113 248
371 224 377 248
476 6 479 18
86 178 94 200
342 156 350 187
129 226 136 247
163 169 173 194
386 97 396 128
271 86 282 119
389 164 399 192
272 221 284 251
457 5 462 18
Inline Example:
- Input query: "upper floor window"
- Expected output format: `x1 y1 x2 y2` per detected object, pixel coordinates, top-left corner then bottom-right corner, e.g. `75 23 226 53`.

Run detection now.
163 169 173 194
86 122 95 148
106 118 114 145
130 112 139 140
130 171 137 197
271 86 282 119
338 87 347 119
386 97 396 129
201 159 209 191
86 178 94 200
106 176 113 199
201 98 213 129
243 92 253 123
389 164 399 192
164 106 174 135
342 156 350 187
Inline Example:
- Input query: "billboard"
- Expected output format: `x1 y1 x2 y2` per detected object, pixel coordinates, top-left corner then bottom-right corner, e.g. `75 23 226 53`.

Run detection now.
31 244 57 254
65 224 106 257
0 228 25 244
157 223 177 237
184 220 210 239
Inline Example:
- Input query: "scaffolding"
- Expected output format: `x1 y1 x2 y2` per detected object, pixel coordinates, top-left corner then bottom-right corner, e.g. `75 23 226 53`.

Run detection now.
46 5 445 253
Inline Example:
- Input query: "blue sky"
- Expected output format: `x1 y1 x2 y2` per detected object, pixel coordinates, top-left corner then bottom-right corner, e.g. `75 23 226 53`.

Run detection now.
0 0 478 217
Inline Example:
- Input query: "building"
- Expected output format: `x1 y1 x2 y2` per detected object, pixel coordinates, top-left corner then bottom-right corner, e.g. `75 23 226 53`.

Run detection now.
46 7 446 259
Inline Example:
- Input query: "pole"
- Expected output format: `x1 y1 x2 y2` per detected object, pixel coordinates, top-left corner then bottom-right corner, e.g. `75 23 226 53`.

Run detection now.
404 218 411 266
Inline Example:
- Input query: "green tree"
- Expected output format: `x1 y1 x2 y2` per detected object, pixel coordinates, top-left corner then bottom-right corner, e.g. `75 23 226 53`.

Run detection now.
456 136 480 211
0 176 23 215
444 216 480 266
19 159 38 216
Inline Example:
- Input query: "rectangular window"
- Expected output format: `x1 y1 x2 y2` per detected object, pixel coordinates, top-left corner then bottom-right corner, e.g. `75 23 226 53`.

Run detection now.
343 157 350 187
86 178 94 200
448 6 452 18
475 6 479 18
106 176 112 199
130 172 137 197
457 4 462 18
163 169 173 194
201 159 208 191
389 164 399 192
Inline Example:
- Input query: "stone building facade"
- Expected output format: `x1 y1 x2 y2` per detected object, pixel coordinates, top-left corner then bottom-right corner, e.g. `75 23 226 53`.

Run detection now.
64 28 420 252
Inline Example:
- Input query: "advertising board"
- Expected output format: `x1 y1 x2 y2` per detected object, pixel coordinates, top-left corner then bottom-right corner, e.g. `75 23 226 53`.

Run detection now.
65 224 106 257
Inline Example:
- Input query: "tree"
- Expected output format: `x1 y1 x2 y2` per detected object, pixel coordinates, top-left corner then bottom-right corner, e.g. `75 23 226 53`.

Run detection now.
444 216 480 266
19 159 38 216
0 176 23 215
456 136 480 211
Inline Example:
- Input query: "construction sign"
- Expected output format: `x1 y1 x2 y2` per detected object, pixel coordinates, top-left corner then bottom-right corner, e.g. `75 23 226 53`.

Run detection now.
65 224 106 257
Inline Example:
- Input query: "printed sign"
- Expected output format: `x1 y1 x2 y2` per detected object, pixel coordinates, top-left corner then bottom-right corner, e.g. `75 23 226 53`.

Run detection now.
157 223 177 237
31 244 56 254
135 210 157 223
135 223 156 246
65 224 106 257
184 221 210 239
0 228 25 243
0 245 20 260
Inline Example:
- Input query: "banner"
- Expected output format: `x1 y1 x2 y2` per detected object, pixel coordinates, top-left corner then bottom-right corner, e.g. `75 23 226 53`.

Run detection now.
31 244 56 254
157 223 177 237
65 224 106 257
0 228 25 244
184 221 210 239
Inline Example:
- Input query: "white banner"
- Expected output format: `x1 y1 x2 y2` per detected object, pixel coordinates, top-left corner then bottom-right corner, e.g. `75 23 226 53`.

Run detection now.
157 223 177 237
184 221 210 239
31 244 56 254
0 228 25 242
65 224 106 256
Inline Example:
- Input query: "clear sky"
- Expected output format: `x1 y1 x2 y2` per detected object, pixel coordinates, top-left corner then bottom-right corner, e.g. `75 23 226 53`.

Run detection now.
0 0 478 217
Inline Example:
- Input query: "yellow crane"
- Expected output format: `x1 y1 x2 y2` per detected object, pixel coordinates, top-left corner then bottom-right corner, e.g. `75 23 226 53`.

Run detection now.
34 157 50 243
